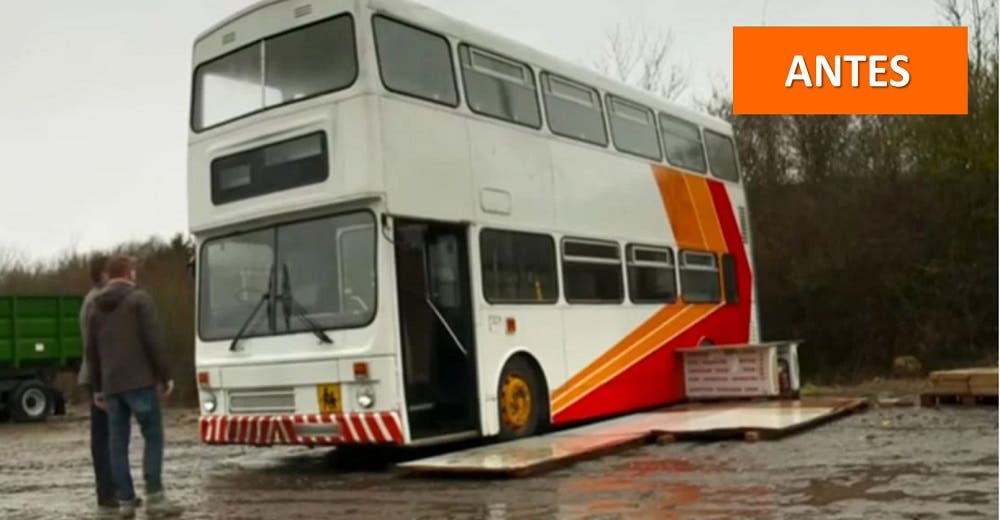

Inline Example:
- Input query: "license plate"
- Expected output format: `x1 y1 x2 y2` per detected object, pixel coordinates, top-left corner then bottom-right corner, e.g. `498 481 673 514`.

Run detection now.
316 383 342 414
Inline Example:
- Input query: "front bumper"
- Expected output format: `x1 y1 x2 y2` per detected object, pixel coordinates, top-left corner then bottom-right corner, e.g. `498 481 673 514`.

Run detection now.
200 411 404 446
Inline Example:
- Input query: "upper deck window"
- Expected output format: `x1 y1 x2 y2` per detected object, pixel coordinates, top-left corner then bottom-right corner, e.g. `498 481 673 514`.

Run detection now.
660 114 707 173
459 45 541 128
608 96 661 161
193 15 357 131
704 130 741 182
541 73 608 147
373 16 458 107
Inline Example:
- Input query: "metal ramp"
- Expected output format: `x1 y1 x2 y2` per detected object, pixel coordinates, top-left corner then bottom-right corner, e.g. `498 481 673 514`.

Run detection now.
398 397 867 477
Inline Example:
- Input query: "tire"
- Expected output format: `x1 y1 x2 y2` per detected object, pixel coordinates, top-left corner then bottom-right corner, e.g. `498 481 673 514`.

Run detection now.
10 380 51 423
497 356 547 440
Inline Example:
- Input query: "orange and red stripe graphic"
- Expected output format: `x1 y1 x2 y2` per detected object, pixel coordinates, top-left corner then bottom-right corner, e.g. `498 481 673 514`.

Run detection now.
200 411 405 446
551 167 752 424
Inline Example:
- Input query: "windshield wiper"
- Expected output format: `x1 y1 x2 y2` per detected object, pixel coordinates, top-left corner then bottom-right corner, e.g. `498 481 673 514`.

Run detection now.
229 265 274 352
280 263 334 345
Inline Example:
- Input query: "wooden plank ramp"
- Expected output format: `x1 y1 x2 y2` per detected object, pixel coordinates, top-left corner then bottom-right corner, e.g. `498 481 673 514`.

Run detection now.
398 397 866 478
921 367 998 406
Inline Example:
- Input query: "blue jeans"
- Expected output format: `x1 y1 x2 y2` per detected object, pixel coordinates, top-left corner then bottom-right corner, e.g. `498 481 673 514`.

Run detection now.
106 387 164 503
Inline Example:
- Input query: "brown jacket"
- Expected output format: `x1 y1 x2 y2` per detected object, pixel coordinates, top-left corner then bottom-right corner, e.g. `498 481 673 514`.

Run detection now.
86 280 171 395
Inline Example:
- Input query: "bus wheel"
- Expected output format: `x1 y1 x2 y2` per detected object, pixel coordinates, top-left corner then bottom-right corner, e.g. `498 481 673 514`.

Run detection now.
498 357 545 440
11 380 51 423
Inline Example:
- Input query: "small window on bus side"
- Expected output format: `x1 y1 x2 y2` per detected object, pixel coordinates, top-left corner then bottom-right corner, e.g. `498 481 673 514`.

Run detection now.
627 245 677 303
659 114 707 173
679 250 720 303
541 73 608 146
608 96 661 161
373 16 458 107
562 239 623 303
480 230 558 304
721 253 739 304
459 45 541 129
704 130 740 182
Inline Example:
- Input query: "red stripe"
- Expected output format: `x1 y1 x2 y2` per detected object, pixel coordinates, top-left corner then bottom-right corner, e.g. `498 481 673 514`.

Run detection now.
220 417 230 442
336 415 354 442
364 415 387 443
199 413 407 445
382 413 404 444
349 415 369 443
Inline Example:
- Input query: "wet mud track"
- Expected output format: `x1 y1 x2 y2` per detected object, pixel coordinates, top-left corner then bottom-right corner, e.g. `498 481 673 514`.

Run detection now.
0 406 995 519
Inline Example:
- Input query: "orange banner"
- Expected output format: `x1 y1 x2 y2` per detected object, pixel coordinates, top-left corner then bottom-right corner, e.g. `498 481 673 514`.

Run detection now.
733 26 968 115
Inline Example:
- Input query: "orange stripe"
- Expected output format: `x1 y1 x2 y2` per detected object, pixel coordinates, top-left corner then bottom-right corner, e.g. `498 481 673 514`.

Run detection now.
550 167 731 414
652 166 704 250
686 176 728 253
551 304 687 403
552 303 718 413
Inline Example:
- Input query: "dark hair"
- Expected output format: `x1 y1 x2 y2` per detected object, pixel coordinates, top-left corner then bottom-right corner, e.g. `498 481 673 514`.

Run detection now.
88 254 109 285
106 255 137 280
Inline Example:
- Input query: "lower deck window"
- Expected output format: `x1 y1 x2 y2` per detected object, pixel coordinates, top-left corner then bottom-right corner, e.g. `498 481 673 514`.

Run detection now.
627 245 677 303
480 230 558 303
680 250 720 303
562 239 623 303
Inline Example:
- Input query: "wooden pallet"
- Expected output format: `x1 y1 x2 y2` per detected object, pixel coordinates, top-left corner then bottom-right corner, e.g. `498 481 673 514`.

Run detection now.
655 397 868 443
921 367 997 406
398 397 868 478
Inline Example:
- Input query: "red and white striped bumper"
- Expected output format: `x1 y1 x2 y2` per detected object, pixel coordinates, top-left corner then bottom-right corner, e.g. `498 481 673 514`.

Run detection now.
200 412 405 446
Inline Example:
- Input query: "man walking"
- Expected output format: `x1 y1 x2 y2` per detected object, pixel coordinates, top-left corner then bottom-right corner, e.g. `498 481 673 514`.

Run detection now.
87 255 181 518
79 253 116 516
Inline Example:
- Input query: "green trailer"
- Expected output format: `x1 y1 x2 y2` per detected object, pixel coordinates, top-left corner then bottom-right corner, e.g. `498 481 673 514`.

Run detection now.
0 295 82 422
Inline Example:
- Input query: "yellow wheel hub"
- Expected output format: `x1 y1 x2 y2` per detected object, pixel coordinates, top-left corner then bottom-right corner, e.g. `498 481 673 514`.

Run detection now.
500 373 532 431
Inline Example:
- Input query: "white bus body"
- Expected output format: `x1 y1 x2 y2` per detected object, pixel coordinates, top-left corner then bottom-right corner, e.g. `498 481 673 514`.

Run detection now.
190 0 759 447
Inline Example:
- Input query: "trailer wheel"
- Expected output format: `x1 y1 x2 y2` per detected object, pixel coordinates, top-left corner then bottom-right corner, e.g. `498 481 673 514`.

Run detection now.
11 380 51 423
497 356 547 440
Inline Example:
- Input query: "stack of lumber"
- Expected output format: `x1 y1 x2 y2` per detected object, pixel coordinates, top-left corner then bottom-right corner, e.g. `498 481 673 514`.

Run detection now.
926 367 998 398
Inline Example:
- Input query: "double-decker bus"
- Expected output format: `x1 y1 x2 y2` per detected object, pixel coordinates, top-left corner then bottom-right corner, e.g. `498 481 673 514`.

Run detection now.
191 0 759 448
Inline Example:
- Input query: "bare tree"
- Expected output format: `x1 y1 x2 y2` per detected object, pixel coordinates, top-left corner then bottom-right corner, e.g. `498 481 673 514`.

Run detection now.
594 20 689 101
0 245 25 275
938 0 998 76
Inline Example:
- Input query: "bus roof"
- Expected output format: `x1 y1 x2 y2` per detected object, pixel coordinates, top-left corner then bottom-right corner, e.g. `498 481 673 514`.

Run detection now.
195 0 732 135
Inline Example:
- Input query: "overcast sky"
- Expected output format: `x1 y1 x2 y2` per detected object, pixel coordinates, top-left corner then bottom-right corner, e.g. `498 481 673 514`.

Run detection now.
0 0 941 261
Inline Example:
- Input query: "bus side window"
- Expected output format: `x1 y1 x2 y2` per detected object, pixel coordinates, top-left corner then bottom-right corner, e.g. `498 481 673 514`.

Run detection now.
626 245 677 304
480 230 558 304
704 130 740 182
459 45 541 129
373 16 458 107
722 253 738 304
608 96 661 161
660 114 708 173
541 73 608 147
562 239 623 304
679 250 720 303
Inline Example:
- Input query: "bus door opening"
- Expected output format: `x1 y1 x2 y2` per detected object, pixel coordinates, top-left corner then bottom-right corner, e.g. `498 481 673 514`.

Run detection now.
393 219 478 440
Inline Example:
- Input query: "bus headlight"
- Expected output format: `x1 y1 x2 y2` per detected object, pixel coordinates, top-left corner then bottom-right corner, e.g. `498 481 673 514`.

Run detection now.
200 392 217 414
356 387 375 409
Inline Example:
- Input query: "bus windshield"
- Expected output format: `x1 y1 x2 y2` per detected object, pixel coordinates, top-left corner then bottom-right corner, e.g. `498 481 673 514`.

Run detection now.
192 14 357 130
199 211 376 340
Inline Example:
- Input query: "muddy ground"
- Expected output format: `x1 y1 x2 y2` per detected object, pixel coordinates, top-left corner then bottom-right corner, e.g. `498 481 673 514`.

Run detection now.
0 402 995 520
